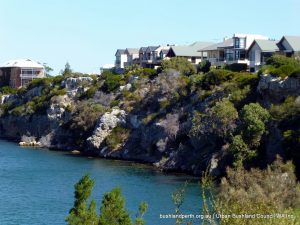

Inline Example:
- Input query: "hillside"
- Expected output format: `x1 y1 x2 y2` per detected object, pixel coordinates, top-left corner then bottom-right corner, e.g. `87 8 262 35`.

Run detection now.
1 56 300 177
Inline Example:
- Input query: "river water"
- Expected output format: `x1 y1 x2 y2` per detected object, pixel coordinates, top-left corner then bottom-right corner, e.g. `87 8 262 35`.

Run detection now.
0 140 202 225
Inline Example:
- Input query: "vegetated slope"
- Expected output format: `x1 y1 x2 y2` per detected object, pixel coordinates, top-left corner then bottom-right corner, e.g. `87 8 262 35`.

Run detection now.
0 56 299 176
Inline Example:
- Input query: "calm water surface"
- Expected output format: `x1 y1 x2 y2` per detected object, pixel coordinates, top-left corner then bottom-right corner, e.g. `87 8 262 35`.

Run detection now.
0 140 202 225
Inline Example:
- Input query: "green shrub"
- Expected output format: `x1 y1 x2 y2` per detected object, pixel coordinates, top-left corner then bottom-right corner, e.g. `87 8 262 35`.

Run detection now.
141 68 157 79
198 60 211 73
161 57 196 76
105 126 130 150
0 86 17 94
266 55 300 68
102 72 122 93
225 63 247 72
201 69 234 89
241 103 270 147
270 96 300 121
202 158 300 225
229 135 256 167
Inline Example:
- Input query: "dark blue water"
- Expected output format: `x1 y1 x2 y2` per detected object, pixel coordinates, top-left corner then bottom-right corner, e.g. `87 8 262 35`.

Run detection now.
0 140 202 225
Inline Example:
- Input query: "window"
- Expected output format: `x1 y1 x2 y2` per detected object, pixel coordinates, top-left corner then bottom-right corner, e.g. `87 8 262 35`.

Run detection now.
239 38 246 48
235 51 240 60
234 38 240 48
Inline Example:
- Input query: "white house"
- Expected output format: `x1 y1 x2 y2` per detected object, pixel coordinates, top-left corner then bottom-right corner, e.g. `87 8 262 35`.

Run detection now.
225 34 269 65
115 49 127 68
248 40 279 72
124 48 139 67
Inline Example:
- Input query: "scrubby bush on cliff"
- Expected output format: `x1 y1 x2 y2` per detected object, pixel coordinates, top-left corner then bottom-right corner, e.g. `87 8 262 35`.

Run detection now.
105 126 131 150
67 174 148 225
201 70 258 91
240 103 270 148
101 71 123 93
202 158 300 225
270 96 300 121
0 86 17 95
259 55 300 79
161 57 196 76
190 99 238 141
198 60 211 73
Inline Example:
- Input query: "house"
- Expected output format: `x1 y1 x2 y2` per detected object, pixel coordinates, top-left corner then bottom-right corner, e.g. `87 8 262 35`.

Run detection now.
124 48 139 67
0 59 45 88
115 49 127 68
198 38 234 67
166 42 213 64
140 46 159 68
277 36 300 57
248 39 279 72
225 34 268 66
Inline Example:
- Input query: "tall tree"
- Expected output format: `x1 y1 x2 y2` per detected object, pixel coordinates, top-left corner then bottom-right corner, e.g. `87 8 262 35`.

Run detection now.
66 174 98 225
63 62 72 76
99 188 132 225
42 63 53 77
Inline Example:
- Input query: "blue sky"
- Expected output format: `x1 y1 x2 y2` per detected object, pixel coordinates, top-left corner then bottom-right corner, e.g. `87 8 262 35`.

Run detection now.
0 0 299 74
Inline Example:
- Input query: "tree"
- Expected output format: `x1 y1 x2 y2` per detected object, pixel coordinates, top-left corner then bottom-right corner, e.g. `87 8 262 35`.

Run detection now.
229 135 256 168
63 62 72 76
134 202 148 225
66 174 98 225
99 188 132 225
161 57 196 76
43 63 53 77
241 103 270 148
198 60 211 73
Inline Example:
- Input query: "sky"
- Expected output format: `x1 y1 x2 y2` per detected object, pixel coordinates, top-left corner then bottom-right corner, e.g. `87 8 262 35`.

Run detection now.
0 0 299 74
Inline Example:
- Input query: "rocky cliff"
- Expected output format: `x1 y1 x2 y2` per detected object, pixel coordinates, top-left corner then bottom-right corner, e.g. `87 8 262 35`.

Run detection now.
0 69 299 176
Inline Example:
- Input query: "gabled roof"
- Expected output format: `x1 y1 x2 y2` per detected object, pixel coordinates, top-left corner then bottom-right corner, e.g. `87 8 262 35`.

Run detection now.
139 47 148 53
248 39 279 52
199 38 233 51
0 59 44 68
169 42 213 57
115 49 126 56
125 48 139 55
160 49 169 54
279 36 300 51
146 46 160 53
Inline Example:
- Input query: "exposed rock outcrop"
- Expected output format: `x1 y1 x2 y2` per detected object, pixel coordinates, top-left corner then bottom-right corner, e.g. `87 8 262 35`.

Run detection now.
257 74 300 105
87 108 126 149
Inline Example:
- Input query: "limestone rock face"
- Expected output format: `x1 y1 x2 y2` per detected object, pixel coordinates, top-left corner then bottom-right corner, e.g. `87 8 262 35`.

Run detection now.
87 108 126 149
47 95 71 121
257 74 300 104
62 77 94 90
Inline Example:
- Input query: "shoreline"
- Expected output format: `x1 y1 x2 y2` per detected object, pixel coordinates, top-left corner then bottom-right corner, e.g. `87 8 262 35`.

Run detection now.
0 137 201 179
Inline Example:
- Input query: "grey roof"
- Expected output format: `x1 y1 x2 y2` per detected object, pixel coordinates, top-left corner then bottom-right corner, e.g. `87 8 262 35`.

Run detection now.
189 41 214 49
115 49 125 56
146 46 160 52
252 39 279 52
170 42 213 57
281 36 300 51
199 38 233 51
160 49 169 54
139 47 147 53
125 48 139 54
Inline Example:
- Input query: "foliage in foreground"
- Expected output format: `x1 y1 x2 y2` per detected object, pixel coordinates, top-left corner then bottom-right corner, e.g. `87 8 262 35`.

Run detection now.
66 174 148 225
202 158 300 225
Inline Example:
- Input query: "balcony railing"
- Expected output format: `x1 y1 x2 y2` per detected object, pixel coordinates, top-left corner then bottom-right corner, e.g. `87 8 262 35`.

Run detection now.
20 74 42 79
